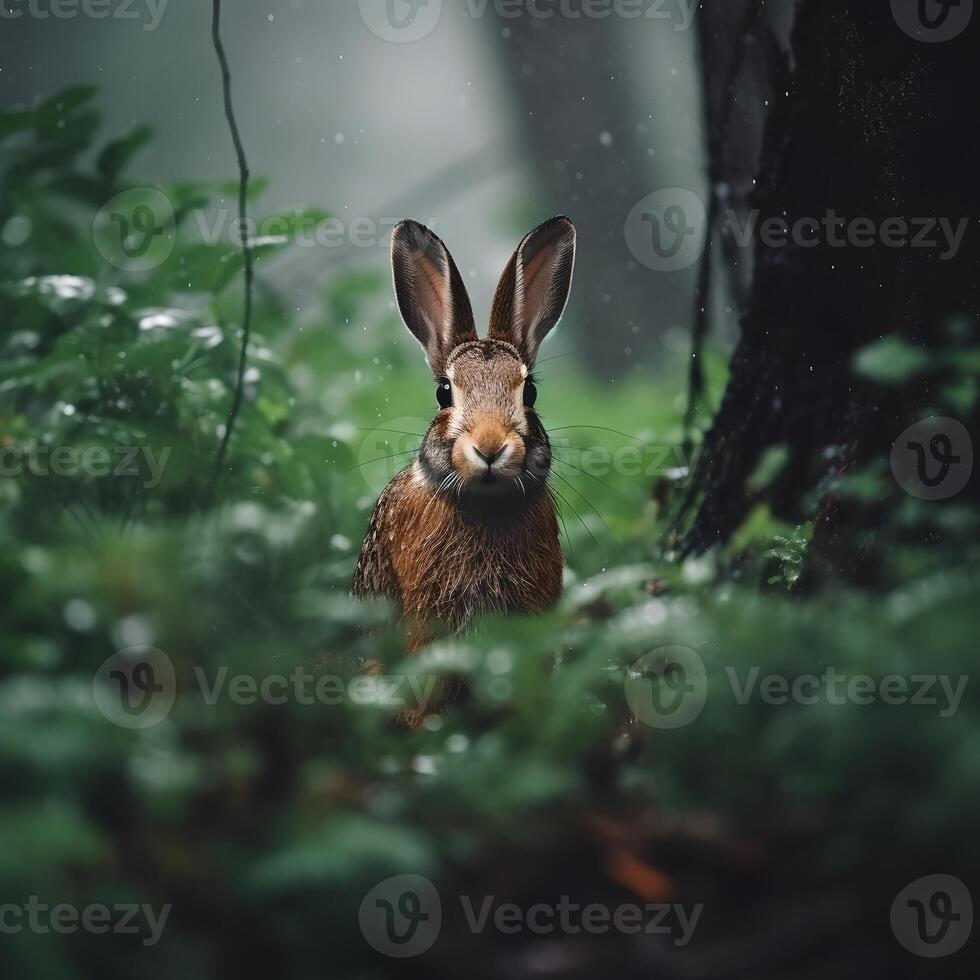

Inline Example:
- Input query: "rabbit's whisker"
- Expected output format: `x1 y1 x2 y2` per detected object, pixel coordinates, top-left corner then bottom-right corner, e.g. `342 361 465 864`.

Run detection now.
546 485 574 553
550 468 614 541
550 425 645 444
535 350 578 365
551 456 628 500
357 427 426 439
346 448 420 473
548 481 603 554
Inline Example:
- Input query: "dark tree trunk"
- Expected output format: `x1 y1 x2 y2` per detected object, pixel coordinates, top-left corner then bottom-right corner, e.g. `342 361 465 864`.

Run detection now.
680 0 980 582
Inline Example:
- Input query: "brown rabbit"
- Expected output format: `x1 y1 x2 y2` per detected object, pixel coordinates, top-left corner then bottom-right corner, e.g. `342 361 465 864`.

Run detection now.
352 216 576 650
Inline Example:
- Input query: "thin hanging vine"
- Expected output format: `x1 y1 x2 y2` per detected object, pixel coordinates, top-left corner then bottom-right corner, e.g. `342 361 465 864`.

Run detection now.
207 0 254 499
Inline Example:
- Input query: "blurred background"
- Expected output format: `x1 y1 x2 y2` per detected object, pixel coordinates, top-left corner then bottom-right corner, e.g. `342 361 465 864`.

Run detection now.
0 0 748 372
0 2 978 978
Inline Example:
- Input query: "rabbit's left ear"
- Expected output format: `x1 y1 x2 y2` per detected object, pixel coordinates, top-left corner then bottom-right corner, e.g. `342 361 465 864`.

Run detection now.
487 216 576 368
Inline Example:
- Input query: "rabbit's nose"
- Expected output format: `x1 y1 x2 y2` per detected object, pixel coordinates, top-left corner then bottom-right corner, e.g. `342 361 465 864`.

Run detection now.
473 445 505 468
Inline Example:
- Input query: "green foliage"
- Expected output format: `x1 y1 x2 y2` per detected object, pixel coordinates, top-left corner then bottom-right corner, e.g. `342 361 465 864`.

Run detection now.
1 92 977 978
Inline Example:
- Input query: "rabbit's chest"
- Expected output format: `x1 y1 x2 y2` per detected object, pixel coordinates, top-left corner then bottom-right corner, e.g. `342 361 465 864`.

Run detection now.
392 493 563 628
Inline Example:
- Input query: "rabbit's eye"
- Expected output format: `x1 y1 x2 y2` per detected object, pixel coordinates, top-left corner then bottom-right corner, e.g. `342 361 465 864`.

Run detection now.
436 378 453 409
523 380 538 408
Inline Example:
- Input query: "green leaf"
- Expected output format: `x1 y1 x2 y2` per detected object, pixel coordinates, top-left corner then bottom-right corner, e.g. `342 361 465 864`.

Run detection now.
853 335 932 384
96 125 154 182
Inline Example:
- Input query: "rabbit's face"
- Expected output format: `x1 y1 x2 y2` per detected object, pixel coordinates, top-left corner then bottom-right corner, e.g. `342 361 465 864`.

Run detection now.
418 339 551 493
390 216 575 503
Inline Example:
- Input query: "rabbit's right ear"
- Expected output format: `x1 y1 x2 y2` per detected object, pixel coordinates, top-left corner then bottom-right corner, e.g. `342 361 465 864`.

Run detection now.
391 221 478 375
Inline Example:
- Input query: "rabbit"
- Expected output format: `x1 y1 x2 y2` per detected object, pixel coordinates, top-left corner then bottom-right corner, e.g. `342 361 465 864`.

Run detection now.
352 215 577 651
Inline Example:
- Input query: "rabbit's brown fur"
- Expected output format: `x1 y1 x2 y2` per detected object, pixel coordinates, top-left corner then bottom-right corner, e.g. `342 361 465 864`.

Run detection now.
354 465 562 650
352 216 576 650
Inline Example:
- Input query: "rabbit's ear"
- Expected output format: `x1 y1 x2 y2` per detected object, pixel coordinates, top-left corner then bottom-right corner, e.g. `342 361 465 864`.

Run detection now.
391 220 478 374
487 216 576 367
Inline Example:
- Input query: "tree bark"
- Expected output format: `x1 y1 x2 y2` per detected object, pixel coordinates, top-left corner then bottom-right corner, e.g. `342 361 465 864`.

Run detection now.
680 0 980 582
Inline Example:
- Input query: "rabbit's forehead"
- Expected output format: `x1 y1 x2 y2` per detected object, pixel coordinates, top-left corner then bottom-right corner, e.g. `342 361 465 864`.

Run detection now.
446 341 527 391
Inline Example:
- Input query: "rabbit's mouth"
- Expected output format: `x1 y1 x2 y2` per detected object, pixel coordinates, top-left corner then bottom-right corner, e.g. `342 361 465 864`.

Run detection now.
451 431 526 485
470 471 517 493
